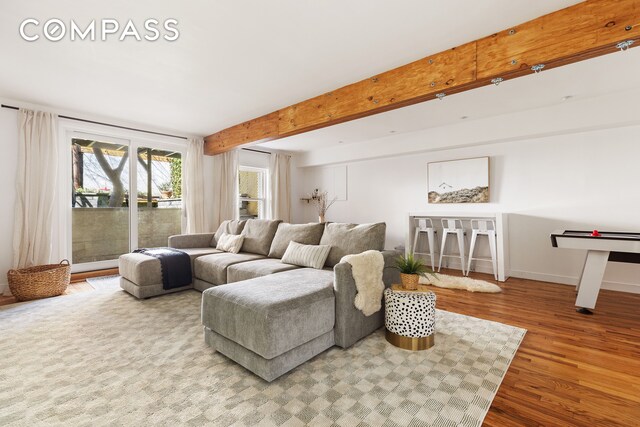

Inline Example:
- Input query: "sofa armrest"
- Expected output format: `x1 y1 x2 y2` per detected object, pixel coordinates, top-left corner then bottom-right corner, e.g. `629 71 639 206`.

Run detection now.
168 233 215 249
333 249 401 349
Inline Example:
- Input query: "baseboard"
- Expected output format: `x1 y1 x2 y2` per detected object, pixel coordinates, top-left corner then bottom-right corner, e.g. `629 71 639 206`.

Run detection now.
601 281 640 294
509 270 640 295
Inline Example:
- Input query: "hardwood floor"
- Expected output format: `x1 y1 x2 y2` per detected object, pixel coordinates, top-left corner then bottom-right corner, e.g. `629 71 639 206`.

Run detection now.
0 270 638 425
429 270 640 427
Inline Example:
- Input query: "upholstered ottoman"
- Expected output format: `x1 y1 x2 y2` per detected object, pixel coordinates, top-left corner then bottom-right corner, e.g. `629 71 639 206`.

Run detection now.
118 252 193 299
202 268 336 381
384 286 436 350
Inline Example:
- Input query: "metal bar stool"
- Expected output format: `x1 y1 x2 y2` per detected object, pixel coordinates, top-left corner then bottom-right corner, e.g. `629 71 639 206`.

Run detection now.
412 218 438 270
438 218 467 275
467 219 498 280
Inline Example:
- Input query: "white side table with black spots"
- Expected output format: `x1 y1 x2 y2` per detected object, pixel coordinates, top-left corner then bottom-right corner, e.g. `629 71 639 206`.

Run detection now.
384 285 436 351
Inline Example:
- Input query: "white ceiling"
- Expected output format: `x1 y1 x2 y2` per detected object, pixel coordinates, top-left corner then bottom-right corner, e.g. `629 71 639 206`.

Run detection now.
258 46 640 152
0 0 582 137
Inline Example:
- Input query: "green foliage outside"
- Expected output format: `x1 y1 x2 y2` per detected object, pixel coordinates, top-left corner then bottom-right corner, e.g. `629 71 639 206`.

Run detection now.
170 158 182 197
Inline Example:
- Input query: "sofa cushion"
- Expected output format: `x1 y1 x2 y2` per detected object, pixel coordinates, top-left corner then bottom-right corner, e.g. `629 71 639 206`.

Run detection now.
319 222 386 267
168 233 215 249
227 258 300 283
281 241 331 270
212 220 247 246
194 252 265 285
268 222 325 258
216 233 245 253
179 247 224 271
240 219 282 255
202 268 335 359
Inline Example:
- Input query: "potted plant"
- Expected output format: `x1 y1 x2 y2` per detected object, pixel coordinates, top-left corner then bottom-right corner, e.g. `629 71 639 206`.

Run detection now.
395 254 436 290
159 182 173 199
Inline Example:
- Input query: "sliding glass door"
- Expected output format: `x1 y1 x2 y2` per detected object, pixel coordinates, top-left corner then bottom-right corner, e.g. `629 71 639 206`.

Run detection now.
71 137 130 264
136 147 182 248
70 134 184 271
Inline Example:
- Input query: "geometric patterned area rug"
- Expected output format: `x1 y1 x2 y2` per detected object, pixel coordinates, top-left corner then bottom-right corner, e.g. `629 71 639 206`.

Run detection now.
0 288 525 427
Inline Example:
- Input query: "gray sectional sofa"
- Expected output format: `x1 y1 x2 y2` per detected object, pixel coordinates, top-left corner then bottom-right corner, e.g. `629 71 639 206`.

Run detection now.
118 219 399 381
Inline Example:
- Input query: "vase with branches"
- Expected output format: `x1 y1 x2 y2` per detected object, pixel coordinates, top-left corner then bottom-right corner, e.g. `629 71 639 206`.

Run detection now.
310 189 337 223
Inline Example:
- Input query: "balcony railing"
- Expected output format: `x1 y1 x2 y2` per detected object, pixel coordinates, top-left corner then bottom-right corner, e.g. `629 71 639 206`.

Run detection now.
72 192 182 209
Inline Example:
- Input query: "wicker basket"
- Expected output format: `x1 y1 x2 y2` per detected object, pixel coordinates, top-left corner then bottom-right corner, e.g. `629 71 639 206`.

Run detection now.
7 260 71 301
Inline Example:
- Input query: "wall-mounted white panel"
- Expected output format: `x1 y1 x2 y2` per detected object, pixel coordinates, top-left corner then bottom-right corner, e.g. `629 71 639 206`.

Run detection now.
307 165 348 201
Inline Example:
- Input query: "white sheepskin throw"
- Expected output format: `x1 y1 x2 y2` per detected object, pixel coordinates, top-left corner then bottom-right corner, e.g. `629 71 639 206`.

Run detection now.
419 273 502 293
340 250 385 316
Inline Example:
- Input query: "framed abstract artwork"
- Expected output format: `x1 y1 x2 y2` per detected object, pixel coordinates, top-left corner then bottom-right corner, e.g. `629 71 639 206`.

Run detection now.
427 157 490 203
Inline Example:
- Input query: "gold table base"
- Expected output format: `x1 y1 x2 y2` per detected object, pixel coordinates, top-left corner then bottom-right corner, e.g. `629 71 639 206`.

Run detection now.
385 329 435 351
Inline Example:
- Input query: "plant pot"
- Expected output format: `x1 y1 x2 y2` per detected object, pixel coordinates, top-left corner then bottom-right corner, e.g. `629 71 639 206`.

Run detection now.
318 214 325 223
161 190 173 199
400 273 419 291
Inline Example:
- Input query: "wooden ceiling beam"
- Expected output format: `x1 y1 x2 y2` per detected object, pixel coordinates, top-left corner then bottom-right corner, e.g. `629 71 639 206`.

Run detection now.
204 0 640 155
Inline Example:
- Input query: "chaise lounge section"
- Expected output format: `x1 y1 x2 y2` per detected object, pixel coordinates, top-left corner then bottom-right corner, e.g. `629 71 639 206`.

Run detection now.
202 268 336 381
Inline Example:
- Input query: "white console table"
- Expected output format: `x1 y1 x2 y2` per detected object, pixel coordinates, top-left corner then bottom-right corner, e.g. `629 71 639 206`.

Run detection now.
407 212 510 282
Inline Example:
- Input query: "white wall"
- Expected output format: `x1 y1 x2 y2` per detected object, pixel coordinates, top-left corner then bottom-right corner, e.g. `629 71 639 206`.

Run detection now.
293 126 640 293
0 108 19 294
239 149 270 169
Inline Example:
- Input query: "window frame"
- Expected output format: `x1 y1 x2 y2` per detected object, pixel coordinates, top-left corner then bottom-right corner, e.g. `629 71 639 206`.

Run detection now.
60 119 187 273
238 165 268 219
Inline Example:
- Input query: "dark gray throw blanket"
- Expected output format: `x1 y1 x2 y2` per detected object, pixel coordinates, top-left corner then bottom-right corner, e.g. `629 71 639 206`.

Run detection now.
133 247 192 290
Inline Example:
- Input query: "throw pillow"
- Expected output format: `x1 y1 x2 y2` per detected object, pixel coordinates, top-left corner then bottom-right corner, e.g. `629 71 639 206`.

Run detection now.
281 241 331 270
319 222 386 267
216 233 245 254
240 219 282 255
268 223 325 258
211 220 247 247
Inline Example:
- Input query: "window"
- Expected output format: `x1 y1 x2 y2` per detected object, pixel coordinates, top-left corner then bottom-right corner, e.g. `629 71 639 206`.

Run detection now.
71 138 130 264
239 166 267 219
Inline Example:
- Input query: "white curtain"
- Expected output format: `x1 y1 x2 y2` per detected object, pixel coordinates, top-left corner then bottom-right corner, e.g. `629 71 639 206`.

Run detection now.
12 109 59 269
183 138 206 233
267 152 291 222
212 149 239 229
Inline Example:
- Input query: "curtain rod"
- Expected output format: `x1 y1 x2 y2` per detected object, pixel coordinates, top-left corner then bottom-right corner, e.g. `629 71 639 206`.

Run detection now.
242 147 271 155
1 104 188 140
